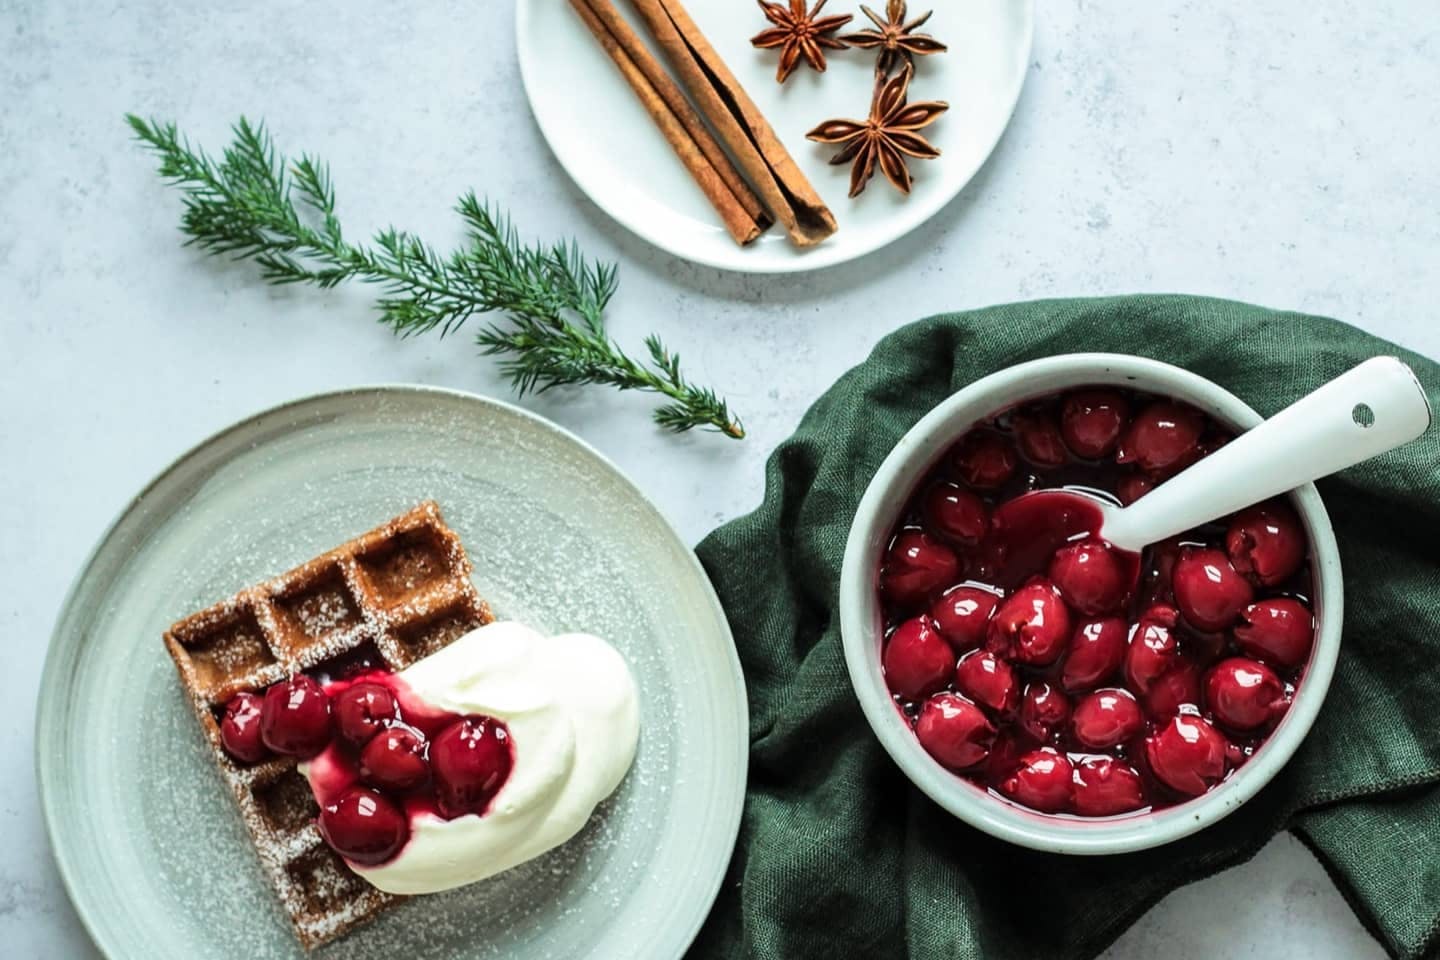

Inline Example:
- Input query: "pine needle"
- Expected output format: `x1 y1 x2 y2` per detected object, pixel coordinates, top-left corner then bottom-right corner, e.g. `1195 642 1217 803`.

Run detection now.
125 115 744 439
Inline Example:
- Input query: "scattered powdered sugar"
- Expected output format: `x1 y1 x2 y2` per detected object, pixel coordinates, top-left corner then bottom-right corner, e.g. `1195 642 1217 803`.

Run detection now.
162 502 481 947
290 590 355 635
109 393 730 958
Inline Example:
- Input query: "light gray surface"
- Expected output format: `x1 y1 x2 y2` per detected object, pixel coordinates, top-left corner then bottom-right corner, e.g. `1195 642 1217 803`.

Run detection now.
2 0 1434 957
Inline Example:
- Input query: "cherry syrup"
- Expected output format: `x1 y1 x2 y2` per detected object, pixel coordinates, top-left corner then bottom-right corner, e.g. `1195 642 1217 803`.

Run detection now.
876 388 1315 817
218 658 514 865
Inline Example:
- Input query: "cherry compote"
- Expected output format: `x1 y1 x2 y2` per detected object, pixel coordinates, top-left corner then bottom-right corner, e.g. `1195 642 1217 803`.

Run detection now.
877 387 1315 817
219 660 515 865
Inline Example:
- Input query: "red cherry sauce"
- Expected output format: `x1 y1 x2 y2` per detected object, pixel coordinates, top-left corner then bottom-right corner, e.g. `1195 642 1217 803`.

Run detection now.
214 646 517 864
983 490 1139 591
308 669 514 820
876 388 1315 818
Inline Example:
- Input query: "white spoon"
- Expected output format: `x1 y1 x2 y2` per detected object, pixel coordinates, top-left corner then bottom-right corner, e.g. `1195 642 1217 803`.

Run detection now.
1002 356 1432 557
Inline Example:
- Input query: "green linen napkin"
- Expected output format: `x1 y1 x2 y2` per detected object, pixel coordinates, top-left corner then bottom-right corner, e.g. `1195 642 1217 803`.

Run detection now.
689 295 1440 960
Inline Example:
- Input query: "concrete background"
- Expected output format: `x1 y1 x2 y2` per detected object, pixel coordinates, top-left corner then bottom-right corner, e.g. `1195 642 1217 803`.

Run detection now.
4 0 1435 956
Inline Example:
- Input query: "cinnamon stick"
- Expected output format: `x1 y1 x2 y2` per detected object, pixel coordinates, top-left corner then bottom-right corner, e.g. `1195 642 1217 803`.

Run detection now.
627 0 837 247
569 0 771 245
578 0 771 232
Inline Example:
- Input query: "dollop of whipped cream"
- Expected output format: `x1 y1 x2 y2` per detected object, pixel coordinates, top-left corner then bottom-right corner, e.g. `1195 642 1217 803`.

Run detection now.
319 621 639 895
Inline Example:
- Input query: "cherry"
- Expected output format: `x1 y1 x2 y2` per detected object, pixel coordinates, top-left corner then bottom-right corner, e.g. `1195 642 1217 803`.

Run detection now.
915 693 995 771
953 649 1020 716
882 617 955 701
1018 682 1070 743
929 585 1000 653
430 717 513 819
360 727 430 792
985 579 1072 666
318 786 409 866
924 482 989 546
1014 410 1068 468
1060 390 1130 459
1071 757 1146 816
1142 662 1201 721
1226 500 1306 587
952 432 1017 490
881 530 960 608
1116 401 1204 475
260 675 333 758
333 682 399 747
1071 688 1144 749
1206 657 1287 731
1123 604 1180 694
1116 473 1153 506
219 692 269 764
1049 538 1130 616
1061 617 1127 692
1234 597 1315 669
1000 749 1073 813
1145 713 1231 797
1172 548 1254 631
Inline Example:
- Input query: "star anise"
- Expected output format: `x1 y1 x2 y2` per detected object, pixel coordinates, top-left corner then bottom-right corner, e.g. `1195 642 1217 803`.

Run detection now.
840 0 948 77
750 0 854 84
806 63 948 197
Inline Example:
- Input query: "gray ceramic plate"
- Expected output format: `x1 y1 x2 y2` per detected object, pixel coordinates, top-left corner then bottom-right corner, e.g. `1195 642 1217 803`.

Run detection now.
35 386 748 960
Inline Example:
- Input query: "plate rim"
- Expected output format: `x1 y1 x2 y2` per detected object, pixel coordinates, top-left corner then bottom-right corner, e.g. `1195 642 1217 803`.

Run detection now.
515 0 1036 275
34 383 750 959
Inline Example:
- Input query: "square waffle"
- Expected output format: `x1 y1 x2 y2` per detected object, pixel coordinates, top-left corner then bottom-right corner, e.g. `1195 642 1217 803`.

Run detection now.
163 501 494 949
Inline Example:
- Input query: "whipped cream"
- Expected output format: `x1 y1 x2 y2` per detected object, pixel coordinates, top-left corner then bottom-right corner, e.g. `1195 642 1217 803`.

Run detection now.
311 621 640 894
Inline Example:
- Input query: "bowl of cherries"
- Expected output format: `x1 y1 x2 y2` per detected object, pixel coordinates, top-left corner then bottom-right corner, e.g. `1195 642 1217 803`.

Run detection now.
838 353 1429 853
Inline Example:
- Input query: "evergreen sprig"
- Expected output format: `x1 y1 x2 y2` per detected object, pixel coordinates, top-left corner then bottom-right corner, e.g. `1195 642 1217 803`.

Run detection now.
125 115 743 438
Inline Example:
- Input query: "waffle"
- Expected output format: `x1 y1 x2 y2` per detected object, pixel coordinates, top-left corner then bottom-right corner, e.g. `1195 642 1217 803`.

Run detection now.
163 501 494 949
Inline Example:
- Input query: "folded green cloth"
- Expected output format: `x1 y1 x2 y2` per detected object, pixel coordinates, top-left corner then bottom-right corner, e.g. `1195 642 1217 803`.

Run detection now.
689 296 1440 960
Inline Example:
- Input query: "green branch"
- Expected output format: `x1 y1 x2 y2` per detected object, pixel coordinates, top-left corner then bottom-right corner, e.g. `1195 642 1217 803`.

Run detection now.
125 115 743 439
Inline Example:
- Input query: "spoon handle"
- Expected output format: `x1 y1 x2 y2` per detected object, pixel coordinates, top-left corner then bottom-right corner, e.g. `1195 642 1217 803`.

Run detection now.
1105 357 1432 552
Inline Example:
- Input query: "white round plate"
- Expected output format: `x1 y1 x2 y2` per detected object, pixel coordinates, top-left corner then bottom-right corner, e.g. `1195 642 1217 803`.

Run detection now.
35 387 748 959
517 0 1035 273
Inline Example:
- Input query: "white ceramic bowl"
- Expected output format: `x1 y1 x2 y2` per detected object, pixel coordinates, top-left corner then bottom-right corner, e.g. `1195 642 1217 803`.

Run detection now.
839 354 1343 854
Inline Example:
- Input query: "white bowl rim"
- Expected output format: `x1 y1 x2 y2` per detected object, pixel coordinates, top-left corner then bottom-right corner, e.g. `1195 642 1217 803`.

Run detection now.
839 353 1343 855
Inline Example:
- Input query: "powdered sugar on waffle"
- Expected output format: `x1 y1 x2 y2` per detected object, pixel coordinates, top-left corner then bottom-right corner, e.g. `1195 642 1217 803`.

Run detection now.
145 400 697 957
